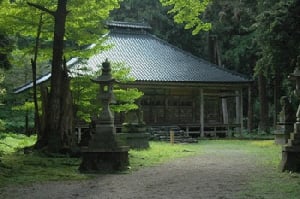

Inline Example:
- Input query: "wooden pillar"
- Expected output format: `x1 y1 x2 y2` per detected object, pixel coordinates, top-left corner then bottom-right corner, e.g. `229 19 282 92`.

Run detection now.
164 89 168 123
200 88 204 137
240 89 244 132
222 98 228 124
235 90 242 134
192 95 196 123
247 85 253 132
235 90 240 124
178 96 181 123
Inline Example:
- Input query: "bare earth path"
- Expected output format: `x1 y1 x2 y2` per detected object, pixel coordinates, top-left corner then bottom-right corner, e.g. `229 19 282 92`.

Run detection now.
2 148 261 199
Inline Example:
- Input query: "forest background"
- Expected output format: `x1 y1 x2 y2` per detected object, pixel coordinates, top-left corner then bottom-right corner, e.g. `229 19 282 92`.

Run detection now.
0 0 300 135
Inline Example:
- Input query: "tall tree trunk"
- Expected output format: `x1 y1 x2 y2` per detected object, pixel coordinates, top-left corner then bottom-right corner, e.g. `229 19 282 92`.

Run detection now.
273 73 280 128
208 34 221 66
45 0 70 152
28 0 74 153
32 13 43 138
258 72 269 132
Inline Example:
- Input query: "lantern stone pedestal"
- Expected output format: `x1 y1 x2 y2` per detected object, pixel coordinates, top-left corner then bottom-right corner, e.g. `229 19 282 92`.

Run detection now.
79 60 129 172
274 123 293 145
79 123 129 172
280 122 300 172
122 123 150 149
280 59 300 172
274 96 294 145
80 147 129 172
121 109 150 149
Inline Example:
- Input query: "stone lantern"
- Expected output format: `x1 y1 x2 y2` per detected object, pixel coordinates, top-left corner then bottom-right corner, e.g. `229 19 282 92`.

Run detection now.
280 56 300 172
80 59 129 172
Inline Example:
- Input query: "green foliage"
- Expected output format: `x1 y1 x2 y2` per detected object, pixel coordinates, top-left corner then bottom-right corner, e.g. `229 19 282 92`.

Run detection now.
0 0 121 61
0 0 122 109
0 91 35 133
72 75 98 122
254 0 300 78
0 32 12 70
12 101 35 111
204 0 258 75
71 62 143 122
0 133 36 155
160 0 211 34
111 88 143 112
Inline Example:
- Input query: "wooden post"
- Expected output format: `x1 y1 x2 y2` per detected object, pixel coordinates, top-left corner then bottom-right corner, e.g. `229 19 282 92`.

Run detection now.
235 90 241 134
200 88 204 137
235 90 240 124
170 130 174 144
247 85 253 132
240 89 244 133
222 98 228 124
77 127 82 144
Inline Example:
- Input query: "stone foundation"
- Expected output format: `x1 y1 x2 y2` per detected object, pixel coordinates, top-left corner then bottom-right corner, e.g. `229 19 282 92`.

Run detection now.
80 147 129 172
122 123 150 149
280 123 300 172
274 123 293 145
281 146 300 172
126 133 150 149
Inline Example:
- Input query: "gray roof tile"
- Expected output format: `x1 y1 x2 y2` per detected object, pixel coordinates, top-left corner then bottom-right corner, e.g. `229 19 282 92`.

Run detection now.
85 31 251 83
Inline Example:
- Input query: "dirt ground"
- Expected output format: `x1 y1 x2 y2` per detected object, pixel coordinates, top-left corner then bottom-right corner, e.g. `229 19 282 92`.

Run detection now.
1 148 262 199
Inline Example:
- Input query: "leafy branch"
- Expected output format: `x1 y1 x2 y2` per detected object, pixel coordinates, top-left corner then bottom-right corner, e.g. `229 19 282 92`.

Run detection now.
27 2 55 16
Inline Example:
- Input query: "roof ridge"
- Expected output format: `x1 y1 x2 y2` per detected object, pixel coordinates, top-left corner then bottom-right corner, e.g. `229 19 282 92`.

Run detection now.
106 21 152 30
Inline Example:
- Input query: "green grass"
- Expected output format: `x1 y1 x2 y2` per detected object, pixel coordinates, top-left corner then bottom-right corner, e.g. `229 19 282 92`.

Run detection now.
129 142 202 170
0 152 89 186
0 134 90 187
241 140 300 199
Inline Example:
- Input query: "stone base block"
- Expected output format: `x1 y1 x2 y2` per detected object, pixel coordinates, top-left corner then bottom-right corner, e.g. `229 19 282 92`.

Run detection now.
280 147 300 172
126 133 150 149
79 150 129 173
274 133 289 145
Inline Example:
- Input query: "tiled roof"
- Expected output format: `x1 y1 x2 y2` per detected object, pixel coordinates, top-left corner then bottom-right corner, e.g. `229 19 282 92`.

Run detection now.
14 22 251 93
84 30 250 83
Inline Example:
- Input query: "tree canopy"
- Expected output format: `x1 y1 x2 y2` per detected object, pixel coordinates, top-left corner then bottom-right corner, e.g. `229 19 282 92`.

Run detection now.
160 0 211 35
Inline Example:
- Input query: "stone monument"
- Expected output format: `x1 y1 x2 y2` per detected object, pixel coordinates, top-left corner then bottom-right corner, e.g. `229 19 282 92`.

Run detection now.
80 59 129 172
280 56 300 172
121 103 150 149
274 96 294 145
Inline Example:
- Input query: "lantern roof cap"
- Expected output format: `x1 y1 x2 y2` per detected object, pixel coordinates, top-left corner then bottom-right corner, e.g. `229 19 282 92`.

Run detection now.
91 59 116 83
290 67 300 79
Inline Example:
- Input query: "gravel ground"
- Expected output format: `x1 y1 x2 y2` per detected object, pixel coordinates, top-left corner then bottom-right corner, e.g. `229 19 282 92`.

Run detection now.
1 148 260 199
